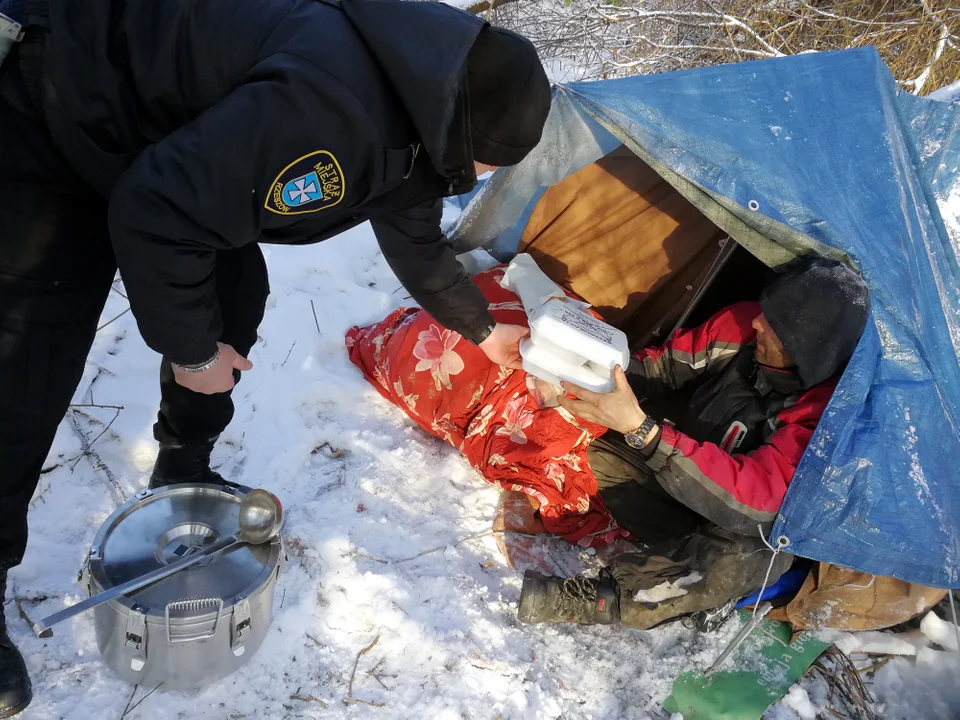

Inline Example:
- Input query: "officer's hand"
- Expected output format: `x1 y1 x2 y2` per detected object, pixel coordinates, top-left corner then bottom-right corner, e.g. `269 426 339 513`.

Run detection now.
558 365 645 433
172 343 253 395
478 323 529 370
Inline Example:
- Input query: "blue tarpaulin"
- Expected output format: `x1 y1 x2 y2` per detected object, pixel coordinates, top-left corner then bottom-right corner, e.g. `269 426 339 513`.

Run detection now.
451 48 960 587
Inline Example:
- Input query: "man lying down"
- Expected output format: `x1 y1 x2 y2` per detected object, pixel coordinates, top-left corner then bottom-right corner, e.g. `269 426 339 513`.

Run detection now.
517 258 870 629
346 256 870 628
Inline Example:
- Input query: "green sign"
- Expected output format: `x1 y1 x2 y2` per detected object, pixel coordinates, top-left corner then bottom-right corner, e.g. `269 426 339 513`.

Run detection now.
663 612 832 720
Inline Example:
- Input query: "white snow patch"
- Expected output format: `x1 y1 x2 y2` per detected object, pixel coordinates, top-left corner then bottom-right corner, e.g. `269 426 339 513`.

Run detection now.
921 610 960 651
820 629 919 657
782 685 818 720
633 572 702 604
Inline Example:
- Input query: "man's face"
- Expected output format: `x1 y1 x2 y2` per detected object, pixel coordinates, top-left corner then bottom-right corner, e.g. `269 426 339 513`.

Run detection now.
752 313 794 369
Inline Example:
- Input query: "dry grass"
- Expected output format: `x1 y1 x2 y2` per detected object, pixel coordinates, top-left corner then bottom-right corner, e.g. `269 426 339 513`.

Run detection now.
488 0 960 94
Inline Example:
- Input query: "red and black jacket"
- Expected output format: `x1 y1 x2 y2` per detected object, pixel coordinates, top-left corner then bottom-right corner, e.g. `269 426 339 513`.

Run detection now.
628 301 834 536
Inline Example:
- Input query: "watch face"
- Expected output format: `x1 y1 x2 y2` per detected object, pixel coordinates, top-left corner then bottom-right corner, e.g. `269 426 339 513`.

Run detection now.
624 432 646 450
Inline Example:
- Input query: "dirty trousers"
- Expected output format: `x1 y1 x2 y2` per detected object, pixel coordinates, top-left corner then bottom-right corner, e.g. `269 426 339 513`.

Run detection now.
0 91 268 571
587 434 793 629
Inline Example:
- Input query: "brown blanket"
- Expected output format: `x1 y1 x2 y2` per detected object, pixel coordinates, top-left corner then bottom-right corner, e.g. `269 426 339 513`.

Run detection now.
518 146 728 346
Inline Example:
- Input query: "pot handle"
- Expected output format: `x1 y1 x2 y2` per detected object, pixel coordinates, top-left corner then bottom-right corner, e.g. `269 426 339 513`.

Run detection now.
165 597 224 644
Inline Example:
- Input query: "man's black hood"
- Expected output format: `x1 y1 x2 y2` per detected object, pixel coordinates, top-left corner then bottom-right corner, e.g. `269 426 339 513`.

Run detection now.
341 0 484 186
760 258 870 389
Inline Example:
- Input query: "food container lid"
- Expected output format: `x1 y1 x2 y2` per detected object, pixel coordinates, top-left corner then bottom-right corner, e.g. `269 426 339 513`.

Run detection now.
88 484 280 617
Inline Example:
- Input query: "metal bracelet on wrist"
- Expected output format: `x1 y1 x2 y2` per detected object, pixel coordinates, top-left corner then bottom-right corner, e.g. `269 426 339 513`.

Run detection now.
172 348 220 374
624 415 658 450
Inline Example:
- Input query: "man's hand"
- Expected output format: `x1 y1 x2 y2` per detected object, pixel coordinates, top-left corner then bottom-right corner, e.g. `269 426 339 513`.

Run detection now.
172 342 253 395
479 323 530 369
558 365 646 434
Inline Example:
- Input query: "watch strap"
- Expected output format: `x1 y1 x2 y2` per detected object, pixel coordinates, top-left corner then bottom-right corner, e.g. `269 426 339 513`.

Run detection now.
625 415 658 449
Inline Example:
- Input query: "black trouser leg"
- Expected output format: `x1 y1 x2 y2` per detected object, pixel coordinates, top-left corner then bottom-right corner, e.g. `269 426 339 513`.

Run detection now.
153 244 269 445
611 527 793 629
0 97 115 572
588 433 704 546
587 434 792 629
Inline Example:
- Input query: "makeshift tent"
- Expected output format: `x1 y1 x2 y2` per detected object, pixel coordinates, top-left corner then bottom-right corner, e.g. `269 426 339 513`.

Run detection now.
448 47 960 589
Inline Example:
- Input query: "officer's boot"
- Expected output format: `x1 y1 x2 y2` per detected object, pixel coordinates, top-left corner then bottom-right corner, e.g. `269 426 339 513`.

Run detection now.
149 436 227 489
518 568 621 625
0 571 32 718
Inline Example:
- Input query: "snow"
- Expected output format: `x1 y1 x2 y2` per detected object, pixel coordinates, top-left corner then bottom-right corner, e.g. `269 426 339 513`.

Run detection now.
4 223 960 719
921 610 960 652
781 686 817 720
929 79 960 104
633 572 702 604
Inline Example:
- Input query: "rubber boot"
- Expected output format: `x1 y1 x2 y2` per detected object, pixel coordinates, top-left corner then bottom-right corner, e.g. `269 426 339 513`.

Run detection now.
148 436 227 489
0 571 32 718
518 568 621 625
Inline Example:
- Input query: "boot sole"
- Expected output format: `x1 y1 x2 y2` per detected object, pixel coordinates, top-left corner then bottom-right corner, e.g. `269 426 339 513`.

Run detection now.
0 690 32 719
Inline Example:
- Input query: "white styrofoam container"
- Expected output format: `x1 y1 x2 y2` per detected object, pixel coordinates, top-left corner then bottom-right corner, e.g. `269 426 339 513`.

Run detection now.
520 338 614 392
528 300 629 372
520 339 614 393
502 253 629 394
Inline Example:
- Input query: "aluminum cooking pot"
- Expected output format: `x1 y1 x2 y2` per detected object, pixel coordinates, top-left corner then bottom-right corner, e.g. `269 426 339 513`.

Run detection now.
81 483 284 689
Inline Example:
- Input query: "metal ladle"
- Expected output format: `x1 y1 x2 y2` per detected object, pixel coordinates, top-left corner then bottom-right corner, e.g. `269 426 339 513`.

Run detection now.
32 488 284 638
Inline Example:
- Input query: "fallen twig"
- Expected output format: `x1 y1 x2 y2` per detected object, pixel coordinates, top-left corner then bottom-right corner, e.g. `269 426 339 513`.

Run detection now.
366 658 397 690
347 635 381 698
806 646 876 720
68 410 127 503
280 341 297 368
291 694 329 708
13 594 51 628
119 685 138 720
315 470 346 497
97 307 132 333
855 656 893 676
120 682 163 719
349 529 543 565
305 632 324 647
69 407 124 471
343 698 385 708
312 441 346 458
310 299 321 334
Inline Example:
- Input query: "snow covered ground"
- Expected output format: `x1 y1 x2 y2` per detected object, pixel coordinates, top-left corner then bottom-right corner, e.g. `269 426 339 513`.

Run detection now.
5 225 960 719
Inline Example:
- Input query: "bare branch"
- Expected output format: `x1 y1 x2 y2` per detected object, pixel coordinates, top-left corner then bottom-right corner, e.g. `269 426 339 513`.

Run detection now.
909 0 951 93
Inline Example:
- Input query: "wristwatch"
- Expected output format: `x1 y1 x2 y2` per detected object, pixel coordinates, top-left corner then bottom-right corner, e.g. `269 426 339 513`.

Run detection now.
624 416 659 450
172 347 220 374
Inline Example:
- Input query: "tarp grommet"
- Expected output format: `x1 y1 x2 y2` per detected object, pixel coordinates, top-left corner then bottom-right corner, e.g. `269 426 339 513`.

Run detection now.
748 199 760 211
776 535 790 548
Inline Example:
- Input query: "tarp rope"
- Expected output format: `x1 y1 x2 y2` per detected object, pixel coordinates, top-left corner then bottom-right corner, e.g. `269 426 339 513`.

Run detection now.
753 525 790 620
950 590 960 661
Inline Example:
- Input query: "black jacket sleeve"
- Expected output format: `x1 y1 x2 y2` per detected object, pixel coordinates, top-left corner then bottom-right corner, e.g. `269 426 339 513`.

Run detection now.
371 200 495 345
107 59 379 365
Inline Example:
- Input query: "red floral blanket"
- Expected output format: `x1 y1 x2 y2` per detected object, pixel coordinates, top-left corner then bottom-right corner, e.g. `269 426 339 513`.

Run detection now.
345 266 627 547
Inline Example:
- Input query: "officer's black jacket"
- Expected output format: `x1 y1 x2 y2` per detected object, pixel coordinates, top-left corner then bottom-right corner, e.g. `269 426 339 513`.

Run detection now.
40 0 496 363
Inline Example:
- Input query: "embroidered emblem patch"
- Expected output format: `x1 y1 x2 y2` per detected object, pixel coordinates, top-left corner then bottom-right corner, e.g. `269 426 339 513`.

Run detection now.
265 150 345 215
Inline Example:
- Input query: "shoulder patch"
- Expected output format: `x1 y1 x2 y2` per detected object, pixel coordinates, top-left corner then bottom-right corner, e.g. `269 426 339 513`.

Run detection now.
265 150 345 215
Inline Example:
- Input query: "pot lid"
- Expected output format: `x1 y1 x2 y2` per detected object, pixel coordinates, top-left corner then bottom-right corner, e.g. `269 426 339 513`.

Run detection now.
89 484 279 616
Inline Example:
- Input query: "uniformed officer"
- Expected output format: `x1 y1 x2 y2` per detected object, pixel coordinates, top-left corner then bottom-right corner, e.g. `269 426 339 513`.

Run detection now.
0 0 551 712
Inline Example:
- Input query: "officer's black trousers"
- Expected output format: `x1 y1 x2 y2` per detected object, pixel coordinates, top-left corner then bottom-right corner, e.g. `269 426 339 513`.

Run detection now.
0 94 268 571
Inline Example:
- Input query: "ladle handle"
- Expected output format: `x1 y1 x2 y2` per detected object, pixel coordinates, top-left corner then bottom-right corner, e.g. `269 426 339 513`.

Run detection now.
32 534 241 638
